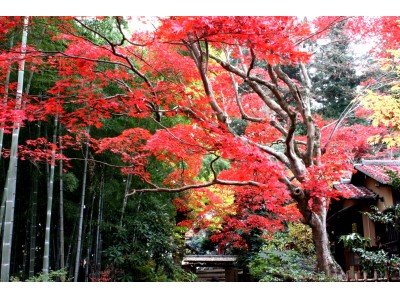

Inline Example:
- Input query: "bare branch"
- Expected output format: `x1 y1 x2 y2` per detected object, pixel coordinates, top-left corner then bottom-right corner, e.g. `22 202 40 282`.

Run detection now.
223 47 265 123
209 155 220 179
150 118 211 152
73 17 119 47
323 70 396 148
294 16 352 46
127 178 261 196
204 38 209 74
209 53 289 120
40 50 131 69
114 78 133 93
104 93 127 100
247 47 256 78
67 157 136 169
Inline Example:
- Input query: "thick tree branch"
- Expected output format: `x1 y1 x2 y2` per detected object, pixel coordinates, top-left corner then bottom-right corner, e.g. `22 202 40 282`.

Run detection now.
247 47 256 78
209 155 220 179
267 63 279 86
209 52 309 178
223 48 265 123
209 53 289 120
270 119 288 137
250 141 291 167
300 62 312 89
184 36 227 123
274 65 316 168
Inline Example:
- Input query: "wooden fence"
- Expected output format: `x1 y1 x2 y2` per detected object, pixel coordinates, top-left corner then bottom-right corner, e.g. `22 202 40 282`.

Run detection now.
344 269 400 282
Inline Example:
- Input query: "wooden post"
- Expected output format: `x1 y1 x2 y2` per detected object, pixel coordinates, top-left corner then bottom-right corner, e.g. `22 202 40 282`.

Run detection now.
373 270 378 281
355 271 360 281
225 268 238 282
363 271 367 281
349 265 354 280
385 268 390 282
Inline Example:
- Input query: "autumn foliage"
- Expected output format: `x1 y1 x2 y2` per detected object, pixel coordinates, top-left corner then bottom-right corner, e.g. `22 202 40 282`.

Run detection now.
1 16 400 277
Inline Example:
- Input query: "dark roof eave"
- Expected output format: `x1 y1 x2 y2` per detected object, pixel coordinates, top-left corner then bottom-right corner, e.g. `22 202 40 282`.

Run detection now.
327 202 368 223
333 183 377 199
354 165 389 185
346 196 377 200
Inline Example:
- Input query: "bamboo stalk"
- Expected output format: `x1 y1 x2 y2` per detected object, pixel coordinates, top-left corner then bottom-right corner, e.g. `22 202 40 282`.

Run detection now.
0 16 29 282
120 173 132 226
59 130 65 280
94 172 104 278
0 34 15 238
42 113 58 280
73 128 90 282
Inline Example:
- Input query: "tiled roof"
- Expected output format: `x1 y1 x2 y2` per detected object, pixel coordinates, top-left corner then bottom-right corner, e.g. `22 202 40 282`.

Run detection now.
183 255 237 263
182 255 237 266
333 183 376 199
355 160 400 184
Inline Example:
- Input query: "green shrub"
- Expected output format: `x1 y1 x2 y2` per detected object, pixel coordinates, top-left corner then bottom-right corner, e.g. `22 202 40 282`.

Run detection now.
249 222 332 282
249 248 328 282
11 269 69 282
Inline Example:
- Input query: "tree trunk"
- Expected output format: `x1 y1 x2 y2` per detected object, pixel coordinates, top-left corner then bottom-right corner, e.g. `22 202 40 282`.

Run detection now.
28 167 39 278
73 128 90 282
94 171 104 278
0 16 29 282
58 131 65 279
0 188 7 242
120 173 132 226
42 114 58 280
20 64 39 281
85 192 96 282
27 122 41 279
311 224 344 280
293 188 345 279
308 206 345 280
65 212 78 277
21 206 30 280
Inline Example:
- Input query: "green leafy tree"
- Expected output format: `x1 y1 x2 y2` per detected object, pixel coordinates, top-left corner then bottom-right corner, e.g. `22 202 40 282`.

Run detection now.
102 193 192 281
310 22 361 120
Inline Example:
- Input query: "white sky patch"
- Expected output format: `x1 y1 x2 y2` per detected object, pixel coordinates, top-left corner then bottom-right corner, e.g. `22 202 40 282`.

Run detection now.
350 38 380 76
127 16 160 33
2 0 400 17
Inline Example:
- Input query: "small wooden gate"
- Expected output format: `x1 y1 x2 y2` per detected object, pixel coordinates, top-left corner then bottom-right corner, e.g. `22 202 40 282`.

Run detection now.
182 255 240 282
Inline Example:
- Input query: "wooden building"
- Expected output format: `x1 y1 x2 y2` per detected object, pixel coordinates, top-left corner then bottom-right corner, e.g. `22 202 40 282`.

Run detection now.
328 160 400 272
